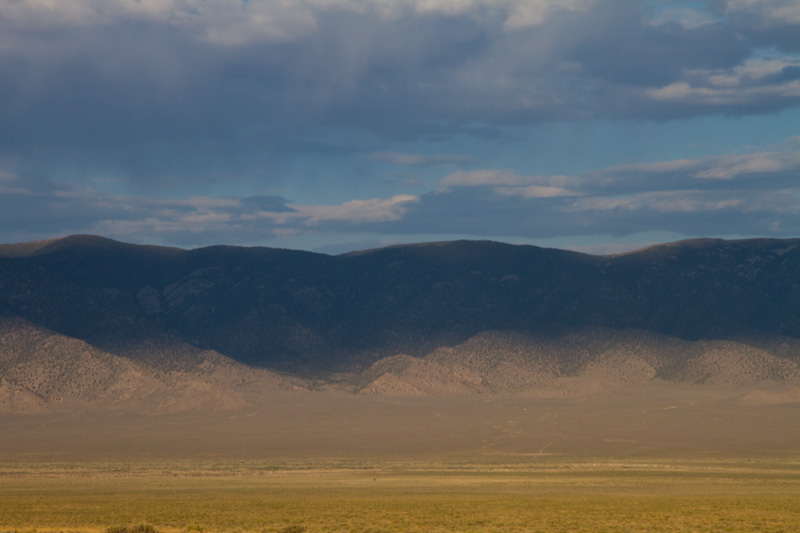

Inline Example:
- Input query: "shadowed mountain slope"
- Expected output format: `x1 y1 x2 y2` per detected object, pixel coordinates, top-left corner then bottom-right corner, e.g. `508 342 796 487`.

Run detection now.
1 235 799 375
354 329 800 396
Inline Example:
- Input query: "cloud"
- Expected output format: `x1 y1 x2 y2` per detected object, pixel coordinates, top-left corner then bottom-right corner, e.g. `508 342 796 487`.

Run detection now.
392 184 800 240
289 195 420 224
500 0 594 29
378 138 800 239
568 191 745 214
0 170 32 195
2 137 800 247
440 169 580 197
0 176 422 246
2 1 800 248
647 7 720 29
440 169 573 187
0 179 295 245
440 169 521 186
646 55 800 112
494 185 579 198
725 0 800 25
600 148 800 186
1 0 594 35
694 154 790 179
0 0 321 43
3 0 800 178
370 151 479 166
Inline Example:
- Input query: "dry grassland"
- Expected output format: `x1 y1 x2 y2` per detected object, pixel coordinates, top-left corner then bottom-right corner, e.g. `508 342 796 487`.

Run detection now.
1 458 800 532
2 383 800 531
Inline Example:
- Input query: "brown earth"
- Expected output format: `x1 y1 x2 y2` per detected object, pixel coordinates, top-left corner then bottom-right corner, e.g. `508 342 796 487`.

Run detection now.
1 381 799 460
355 329 800 396
0 317 303 414
2 318 800 460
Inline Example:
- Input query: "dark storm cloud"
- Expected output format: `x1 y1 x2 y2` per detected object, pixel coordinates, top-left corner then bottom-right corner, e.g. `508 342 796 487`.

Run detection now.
2 1 800 177
560 2 750 88
2 1 800 247
715 0 800 52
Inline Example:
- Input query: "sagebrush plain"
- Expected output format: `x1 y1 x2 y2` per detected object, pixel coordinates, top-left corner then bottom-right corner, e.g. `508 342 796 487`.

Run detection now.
2 458 800 532
2 383 800 532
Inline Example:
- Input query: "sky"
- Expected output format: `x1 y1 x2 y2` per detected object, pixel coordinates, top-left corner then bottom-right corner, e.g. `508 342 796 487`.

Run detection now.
1 0 800 255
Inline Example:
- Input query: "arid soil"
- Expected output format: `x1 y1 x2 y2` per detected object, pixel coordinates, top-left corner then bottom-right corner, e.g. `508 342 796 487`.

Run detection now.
2 379 799 461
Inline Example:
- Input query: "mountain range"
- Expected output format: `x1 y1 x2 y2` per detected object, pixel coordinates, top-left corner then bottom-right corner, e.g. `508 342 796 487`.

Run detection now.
1 234 800 411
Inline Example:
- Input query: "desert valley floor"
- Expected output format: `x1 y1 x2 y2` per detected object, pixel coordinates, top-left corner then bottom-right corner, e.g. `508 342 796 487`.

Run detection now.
2 381 800 460
3 237 800 530
2 382 800 532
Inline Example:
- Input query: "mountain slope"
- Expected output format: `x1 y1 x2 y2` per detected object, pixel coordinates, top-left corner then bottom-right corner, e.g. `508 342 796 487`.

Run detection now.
354 329 800 396
0 317 303 413
1 235 799 376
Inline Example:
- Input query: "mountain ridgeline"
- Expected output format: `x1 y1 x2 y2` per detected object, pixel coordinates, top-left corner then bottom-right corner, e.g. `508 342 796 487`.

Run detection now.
1 235 799 378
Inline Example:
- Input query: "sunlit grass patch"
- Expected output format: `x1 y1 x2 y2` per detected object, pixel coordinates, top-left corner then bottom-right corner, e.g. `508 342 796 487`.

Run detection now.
1 457 799 532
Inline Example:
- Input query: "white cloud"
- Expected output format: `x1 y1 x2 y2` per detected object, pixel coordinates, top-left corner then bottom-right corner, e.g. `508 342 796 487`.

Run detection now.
708 56 799 86
408 0 593 27
694 154 787 179
5 136 800 247
502 0 593 29
605 149 800 182
292 194 420 224
48 188 419 243
0 0 189 27
440 169 526 187
649 79 800 105
647 7 719 29
725 0 800 24
0 0 593 44
440 169 575 187
495 185 579 198
0 0 321 44
570 191 744 213
435 142 800 209
439 169 580 197
241 194 420 225
179 212 233 224
412 0 483 16
648 55 800 106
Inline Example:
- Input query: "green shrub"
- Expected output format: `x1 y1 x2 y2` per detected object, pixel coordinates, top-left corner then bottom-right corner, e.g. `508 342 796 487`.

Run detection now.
186 524 204 532
278 526 307 533
106 524 159 533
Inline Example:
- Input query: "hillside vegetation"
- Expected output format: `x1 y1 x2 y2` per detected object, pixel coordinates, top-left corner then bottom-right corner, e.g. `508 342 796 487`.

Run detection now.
1 235 800 411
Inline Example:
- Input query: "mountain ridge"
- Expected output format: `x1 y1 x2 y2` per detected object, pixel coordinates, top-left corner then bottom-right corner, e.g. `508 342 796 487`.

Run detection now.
1 234 800 410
